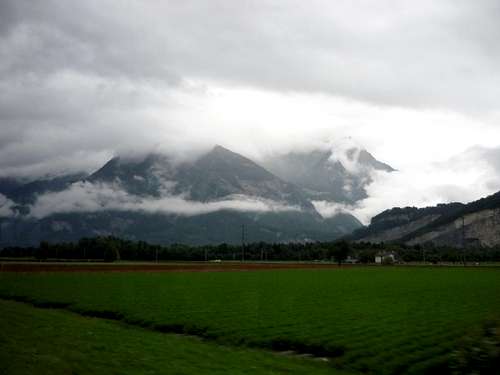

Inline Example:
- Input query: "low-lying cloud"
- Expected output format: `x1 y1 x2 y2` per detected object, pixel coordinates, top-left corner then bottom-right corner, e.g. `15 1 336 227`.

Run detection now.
0 193 16 218
28 181 300 219
314 145 500 224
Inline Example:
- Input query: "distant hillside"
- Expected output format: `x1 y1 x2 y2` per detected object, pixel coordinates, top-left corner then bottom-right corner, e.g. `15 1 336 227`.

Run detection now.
352 191 500 247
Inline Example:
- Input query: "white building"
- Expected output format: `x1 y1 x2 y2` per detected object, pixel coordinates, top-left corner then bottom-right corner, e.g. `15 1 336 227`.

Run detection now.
375 252 396 264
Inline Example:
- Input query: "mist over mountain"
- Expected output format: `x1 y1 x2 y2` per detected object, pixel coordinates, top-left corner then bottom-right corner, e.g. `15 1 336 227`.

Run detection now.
89 146 315 211
0 143 394 246
263 142 395 204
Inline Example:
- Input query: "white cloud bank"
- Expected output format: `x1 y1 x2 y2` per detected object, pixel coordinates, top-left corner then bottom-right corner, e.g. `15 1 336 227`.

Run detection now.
0 193 16 218
314 145 500 224
28 182 300 219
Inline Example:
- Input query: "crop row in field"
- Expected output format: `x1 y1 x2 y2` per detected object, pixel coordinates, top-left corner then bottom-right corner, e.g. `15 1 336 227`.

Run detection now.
1 267 499 373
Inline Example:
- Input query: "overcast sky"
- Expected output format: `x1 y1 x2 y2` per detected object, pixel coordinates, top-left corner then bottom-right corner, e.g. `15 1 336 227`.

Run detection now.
1 0 500 220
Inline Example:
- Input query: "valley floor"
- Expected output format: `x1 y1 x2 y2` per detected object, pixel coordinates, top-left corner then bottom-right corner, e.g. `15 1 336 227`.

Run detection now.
1 266 498 374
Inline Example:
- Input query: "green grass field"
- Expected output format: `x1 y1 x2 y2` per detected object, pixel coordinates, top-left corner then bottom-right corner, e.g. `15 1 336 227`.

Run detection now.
1 267 499 374
0 299 339 375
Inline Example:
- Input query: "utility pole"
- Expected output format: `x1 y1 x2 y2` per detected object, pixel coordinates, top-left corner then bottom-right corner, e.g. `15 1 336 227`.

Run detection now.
241 224 245 262
462 216 466 266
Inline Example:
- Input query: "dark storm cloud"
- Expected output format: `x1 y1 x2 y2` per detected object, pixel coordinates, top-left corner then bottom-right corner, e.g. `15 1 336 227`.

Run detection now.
0 1 181 82
2 0 500 108
1 0 500 180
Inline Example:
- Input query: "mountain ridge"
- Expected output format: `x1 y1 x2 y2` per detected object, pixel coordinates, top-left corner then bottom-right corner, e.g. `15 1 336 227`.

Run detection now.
352 191 500 247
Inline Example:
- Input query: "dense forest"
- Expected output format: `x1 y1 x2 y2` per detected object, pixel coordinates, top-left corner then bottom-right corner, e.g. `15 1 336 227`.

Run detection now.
1 237 500 264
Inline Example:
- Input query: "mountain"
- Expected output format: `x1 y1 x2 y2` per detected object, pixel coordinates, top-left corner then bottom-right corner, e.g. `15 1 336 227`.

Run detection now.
89 146 315 211
352 191 500 247
0 145 364 246
262 145 394 204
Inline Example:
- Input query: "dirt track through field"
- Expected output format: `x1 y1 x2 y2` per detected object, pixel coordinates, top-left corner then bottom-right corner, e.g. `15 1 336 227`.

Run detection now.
0 262 345 273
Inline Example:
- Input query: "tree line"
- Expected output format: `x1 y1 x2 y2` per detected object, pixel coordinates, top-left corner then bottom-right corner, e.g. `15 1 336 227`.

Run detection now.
1 237 500 263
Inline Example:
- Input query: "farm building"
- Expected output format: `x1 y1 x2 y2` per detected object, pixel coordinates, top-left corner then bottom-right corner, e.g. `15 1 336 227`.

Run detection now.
375 252 396 264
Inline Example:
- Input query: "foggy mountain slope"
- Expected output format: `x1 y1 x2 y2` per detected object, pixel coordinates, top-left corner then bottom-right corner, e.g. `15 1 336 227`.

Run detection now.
88 153 177 197
88 145 316 211
173 145 316 210
0 145 363 246
262 145 395 203
352 191 500 247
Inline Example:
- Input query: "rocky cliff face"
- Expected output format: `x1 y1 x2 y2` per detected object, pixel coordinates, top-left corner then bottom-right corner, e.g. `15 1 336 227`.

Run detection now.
407 208 500 247
353 192 500 247
360 214 440 243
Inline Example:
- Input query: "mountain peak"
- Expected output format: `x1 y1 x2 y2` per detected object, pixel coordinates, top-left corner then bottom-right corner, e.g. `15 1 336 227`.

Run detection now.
356 149 396 172
213 144 227 151
205 145 240 159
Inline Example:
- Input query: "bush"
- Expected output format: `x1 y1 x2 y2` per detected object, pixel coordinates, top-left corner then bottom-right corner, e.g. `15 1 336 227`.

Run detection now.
449 320 500 374
35 241 50 260
103 244 120 262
